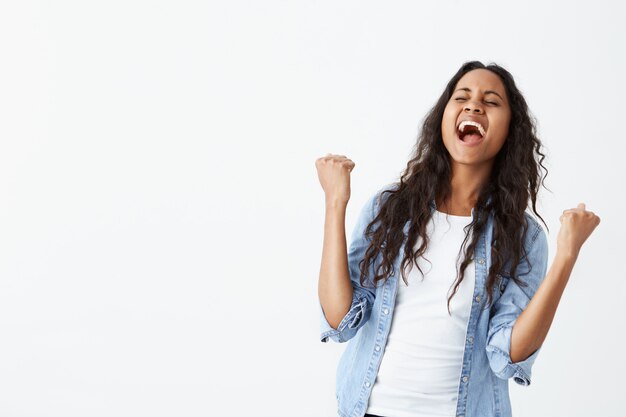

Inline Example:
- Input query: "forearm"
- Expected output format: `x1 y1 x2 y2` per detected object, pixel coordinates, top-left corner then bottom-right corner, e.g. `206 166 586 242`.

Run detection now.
318 200 354 329
510 251 578 363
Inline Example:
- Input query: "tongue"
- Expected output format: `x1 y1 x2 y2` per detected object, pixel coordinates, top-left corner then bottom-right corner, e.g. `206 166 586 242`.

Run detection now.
463 133 483 144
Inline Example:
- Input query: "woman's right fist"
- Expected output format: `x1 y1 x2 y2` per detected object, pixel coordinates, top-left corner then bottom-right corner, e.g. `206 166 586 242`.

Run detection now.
315 153 355 206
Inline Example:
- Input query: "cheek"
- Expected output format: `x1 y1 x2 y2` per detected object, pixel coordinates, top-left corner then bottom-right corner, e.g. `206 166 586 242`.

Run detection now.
441 108 456 136
488 123 510 152
492 120 510 141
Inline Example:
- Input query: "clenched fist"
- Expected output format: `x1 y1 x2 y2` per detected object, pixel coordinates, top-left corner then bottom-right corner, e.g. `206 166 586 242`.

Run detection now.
315 153 355 206
557 203 601 258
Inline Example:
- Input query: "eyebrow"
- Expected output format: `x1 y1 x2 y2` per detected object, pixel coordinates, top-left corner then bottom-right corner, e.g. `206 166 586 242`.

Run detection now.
454 87 504 101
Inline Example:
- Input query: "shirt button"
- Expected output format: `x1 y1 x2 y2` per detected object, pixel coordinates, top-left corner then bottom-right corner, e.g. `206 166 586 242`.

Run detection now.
475 295 481 303
383 308 389 314
462 376 468 382
375 345 381 351
478 258 485 264
365 381 371 387
467 336 474 343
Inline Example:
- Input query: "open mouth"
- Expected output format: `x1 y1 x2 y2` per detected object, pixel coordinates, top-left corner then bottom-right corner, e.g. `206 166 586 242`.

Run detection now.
457 121 486 145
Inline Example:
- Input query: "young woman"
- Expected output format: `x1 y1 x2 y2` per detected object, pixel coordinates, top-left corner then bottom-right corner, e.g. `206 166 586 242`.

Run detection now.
315 61 600 417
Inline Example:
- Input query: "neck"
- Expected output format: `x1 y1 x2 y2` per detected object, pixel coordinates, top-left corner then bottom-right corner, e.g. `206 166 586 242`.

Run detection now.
436 161 492 216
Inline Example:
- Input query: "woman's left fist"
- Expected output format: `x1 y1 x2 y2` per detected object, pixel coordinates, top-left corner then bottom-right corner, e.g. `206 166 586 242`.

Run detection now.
557 203 601 258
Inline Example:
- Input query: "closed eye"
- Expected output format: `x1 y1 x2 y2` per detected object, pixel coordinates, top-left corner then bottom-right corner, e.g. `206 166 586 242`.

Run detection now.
454 97 499 106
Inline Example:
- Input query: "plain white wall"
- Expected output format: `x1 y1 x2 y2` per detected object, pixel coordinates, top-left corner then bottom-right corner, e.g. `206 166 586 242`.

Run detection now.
0 1 623 416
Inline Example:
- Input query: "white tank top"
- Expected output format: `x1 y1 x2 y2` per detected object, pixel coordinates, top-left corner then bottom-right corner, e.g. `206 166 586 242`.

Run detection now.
366 209 476 417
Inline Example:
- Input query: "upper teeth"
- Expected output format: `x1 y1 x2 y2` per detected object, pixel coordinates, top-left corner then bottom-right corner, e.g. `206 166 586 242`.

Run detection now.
458 120 486 137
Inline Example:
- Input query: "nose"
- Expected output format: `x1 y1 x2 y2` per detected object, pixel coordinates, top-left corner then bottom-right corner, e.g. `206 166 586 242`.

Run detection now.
464 101 484 114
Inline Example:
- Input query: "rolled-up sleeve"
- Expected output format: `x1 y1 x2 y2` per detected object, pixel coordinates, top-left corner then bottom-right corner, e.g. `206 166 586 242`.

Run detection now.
319 190 381 343
485 221 549 386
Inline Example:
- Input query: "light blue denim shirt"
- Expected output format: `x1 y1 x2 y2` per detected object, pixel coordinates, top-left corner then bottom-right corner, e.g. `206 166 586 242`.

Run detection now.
319 185 549 417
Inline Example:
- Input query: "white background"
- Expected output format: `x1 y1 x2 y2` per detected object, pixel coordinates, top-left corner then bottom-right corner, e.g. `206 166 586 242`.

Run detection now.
0 1 623 416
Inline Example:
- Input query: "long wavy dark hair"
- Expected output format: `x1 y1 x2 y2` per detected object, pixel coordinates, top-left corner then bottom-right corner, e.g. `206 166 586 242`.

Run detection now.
358 61 550 314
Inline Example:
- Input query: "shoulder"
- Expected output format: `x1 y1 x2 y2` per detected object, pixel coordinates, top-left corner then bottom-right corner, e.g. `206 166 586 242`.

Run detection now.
523 212 544 244
522 212 548 252
370 182 400 212
520 211 549 273
492 210 548 279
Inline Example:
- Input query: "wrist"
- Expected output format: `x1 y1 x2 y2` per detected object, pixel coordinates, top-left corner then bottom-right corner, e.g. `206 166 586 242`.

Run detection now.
555 248 579 263
325 198 349 210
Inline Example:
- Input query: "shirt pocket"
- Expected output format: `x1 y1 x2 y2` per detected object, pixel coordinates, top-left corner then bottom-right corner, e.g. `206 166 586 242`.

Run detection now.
489 273 510 316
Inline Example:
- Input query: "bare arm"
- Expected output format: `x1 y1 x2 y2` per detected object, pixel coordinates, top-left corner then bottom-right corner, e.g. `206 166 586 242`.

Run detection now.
510 251 576 363
315 154 357 330
510 202 601 363
318 200 354 330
